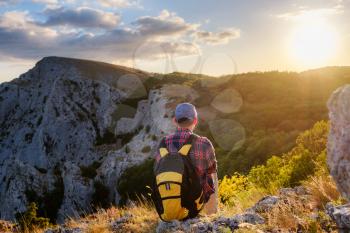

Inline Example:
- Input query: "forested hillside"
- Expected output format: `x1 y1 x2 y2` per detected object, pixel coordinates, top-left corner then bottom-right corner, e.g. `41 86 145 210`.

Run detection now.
118 66 350 202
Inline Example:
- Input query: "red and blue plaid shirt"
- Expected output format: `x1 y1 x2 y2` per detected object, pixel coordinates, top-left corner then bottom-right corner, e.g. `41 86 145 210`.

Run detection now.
154 128 217 201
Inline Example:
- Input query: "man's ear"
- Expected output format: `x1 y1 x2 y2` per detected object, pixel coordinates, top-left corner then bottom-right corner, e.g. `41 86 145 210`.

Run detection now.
193 117 198 125
172 117 178 125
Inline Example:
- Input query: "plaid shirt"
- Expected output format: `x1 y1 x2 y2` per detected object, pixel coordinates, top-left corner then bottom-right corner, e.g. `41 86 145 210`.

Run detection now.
154 128 217 201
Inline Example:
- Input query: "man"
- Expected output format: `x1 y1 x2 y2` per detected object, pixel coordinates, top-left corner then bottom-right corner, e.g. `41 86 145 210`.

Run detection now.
154 102 218 215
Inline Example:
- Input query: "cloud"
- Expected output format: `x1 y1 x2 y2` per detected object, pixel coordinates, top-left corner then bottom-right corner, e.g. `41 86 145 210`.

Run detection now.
0 0 20 6
194 28 240 45
97 0 140 8
278 8 343 21
0 11 58 59
0 10 200 61
277 3 344 21
43 7 120 29
133 10 199 36
0 9 239 66
32 0 58 4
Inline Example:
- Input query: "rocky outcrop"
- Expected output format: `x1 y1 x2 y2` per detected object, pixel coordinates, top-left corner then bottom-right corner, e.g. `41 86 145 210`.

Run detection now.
247 195 280 213
111 213 264 233
326 203 350 231
0 57 181 222
327 84 350 232
327 84 350 200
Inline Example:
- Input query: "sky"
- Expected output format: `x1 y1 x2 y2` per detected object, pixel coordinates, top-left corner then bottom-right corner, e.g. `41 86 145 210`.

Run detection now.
0 0 349 82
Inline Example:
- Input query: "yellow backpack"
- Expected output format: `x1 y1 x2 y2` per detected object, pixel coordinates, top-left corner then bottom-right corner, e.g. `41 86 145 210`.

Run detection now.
151 134 204 221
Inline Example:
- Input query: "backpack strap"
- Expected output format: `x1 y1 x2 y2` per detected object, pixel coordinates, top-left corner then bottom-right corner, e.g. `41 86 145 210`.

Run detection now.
159 137 169 158
178 134 196 156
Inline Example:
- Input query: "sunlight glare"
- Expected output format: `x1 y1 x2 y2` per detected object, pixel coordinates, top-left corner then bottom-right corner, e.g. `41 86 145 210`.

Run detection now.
289 19 339 67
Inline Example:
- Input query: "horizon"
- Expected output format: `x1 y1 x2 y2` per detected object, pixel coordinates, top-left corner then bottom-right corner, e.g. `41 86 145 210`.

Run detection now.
1 0 350 82
3 55 350 84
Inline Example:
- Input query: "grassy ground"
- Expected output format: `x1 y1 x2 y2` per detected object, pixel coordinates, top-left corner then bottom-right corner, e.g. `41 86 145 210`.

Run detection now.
2 171 343 233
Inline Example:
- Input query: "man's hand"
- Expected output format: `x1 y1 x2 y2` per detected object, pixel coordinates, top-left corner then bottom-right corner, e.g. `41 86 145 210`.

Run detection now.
203 172 218 215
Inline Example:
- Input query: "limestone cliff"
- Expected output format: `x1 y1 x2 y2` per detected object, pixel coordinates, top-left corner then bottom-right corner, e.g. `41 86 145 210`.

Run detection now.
0 57 181 222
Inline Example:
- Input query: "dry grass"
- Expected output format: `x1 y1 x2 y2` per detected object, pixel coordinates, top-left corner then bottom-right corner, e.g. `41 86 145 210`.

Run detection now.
261 173 341 232
12 225 46 233
66 207 121 230
0 220 17 233
303 173 343 209
86 223 110 233
114 201 158 233
264 196 307 231
64 200 158 233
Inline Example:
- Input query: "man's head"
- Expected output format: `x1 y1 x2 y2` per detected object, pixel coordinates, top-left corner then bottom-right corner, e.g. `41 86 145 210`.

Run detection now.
173 103 198 130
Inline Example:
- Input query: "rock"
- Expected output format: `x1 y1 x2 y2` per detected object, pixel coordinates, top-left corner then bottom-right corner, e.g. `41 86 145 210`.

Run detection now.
111 213 133 231
294 186 309 195
279 187 295 196
0 57 177 221
279 186 309 196
44 227 83 233
327 84 350 200
232 212 265 225
155 216 240 233
156 220 185 233
250 196 280 212
325 202 350 230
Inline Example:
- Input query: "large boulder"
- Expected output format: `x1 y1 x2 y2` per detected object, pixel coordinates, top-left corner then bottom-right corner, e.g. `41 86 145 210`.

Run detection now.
327 84 350 200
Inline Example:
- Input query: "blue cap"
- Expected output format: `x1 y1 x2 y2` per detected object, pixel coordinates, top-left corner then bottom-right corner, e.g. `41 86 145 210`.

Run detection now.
175 103 197 121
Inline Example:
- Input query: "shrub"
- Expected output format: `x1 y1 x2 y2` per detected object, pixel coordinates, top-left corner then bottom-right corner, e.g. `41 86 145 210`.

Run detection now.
95 130 117 145
219 173 249 204
117 131 137 146
80 161 101 179
16 202 50 232
247 121 329 192
125 145 130 153
218 121 331 213
42 177 64 222
24 168 64 223
151 135 157 141
141 146 151 153
91 181 111 209
117 158 154 205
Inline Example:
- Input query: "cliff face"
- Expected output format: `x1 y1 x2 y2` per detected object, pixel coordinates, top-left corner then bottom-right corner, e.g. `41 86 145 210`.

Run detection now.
327 84 350 200
0 57 180 222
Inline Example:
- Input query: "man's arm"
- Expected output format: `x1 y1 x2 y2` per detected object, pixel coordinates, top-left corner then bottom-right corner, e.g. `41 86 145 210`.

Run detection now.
203 172 218 215
201 137 218 215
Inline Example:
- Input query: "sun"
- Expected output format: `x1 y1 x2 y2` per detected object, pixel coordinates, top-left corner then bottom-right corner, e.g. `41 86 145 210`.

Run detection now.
289 20 339 67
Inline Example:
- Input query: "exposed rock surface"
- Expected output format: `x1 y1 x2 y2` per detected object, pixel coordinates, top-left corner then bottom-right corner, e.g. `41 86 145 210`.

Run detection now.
45 227 83 233
327 84 350 200
326 203 350 230
0 57 182 222
248 195 280 213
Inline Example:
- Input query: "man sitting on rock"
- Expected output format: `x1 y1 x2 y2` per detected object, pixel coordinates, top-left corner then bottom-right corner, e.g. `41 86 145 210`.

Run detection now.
152 103 218 221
